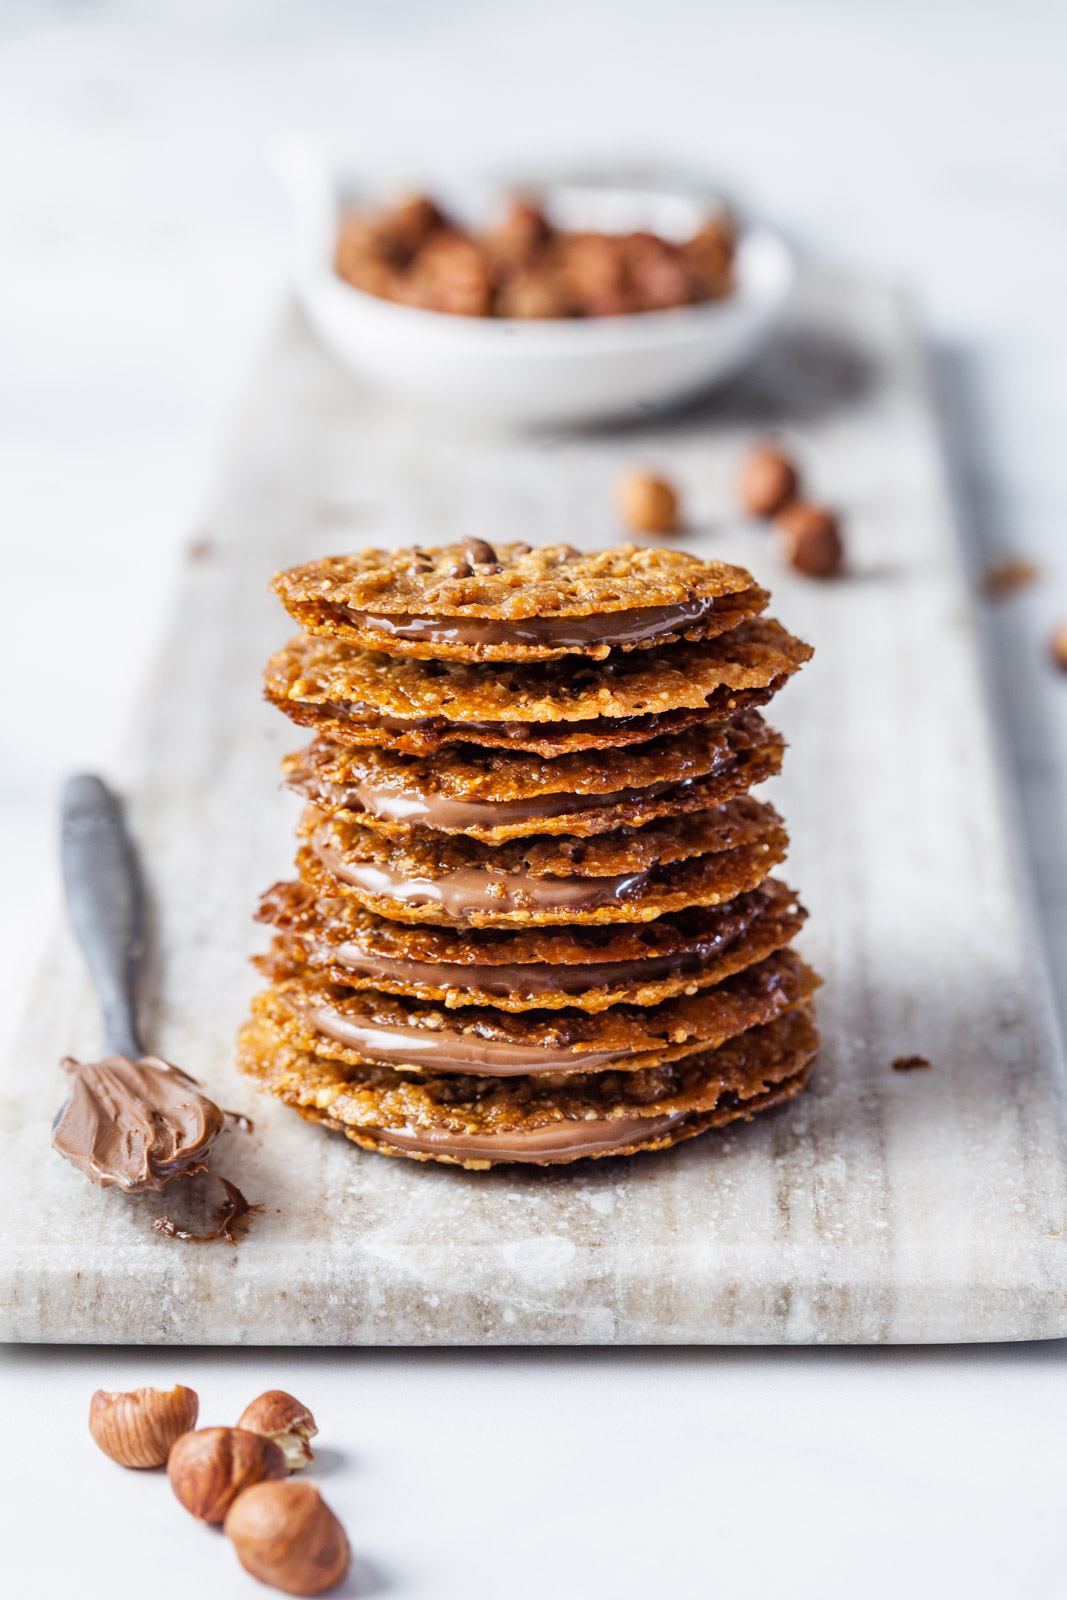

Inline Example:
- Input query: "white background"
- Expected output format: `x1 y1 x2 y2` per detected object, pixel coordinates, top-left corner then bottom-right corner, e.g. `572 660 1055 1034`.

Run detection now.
4 3 1067 1596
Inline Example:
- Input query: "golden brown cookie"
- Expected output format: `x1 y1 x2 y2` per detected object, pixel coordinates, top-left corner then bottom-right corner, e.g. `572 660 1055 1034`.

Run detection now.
256 948 818 1076
282 711 784 842
271 542 768 662
256 877 807 1011
296 796 786 927
235 1003 819 1167
263 617 813 756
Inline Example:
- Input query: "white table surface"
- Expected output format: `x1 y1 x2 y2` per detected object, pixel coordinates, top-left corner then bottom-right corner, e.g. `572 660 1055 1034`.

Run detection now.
4 2 1067 1595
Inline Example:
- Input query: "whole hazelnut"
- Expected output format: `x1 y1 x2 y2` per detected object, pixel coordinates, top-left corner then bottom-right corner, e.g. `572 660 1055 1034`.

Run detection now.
168 1426 287 1523
1050 618 1067 671
237 1390 319 1472
89 1384 199 1468
224 1480 351 1596
739 444 799 518
775 501 844 578
462 536 498 567
618 471 679 535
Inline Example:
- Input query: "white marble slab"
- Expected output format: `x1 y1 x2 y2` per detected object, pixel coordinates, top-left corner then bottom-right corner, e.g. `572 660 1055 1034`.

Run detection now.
3 273 1067 1345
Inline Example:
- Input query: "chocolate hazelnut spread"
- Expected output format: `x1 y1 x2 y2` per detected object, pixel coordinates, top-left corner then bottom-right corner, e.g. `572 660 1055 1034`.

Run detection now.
345 597 720 651
358 1111 689 1162
303 1003 632 1075
304 773 686 830
313 939 722 998
52 1054 224 1192
311 825 651 917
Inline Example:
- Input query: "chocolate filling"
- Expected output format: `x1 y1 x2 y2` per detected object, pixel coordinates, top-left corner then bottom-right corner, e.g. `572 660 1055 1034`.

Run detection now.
305 774 687 829
311 825 652 917
345 597 720 650
357 1111 690 1162
303 1003 633 1075
313 939 724 998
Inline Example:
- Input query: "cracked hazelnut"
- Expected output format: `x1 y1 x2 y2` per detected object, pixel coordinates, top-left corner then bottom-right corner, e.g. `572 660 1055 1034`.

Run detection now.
237 1390 318 1472
775 501 844 578
224 1480 351 1596
89 1384 199 1468
739 444 799 518
618 471 679 534
168 1426 287 1523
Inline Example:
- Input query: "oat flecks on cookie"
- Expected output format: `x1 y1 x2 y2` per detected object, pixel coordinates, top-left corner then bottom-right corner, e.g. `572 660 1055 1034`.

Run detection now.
236 1005 819 1169
264 618 812 727
242 538 819 1166
271 542 769 662
255 877 807 1012
282 716 785 843
253 949 818 1076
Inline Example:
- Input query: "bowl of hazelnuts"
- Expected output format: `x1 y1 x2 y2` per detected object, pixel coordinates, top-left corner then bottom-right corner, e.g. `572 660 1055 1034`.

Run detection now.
274 139 794 427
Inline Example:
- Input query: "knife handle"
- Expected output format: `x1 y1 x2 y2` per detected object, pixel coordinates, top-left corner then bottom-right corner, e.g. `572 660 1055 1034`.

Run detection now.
61 774 144 1060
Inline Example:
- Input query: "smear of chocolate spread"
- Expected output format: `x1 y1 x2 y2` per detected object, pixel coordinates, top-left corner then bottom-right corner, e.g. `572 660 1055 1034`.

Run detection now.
52 1055 224 1192
152 1176 262 1244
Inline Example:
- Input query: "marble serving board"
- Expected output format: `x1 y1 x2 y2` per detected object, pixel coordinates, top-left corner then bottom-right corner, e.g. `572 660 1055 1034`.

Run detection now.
4 273 1067 1346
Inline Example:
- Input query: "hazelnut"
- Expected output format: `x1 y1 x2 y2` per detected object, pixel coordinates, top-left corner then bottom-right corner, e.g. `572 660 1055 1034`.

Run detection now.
237 1390 319 1472
462 537 498 567
775 501 844 578
89 1384 199 1468
739 444 799 518
168 1426 287 1523
618 471 679 535
1050 618 1067 670
224 1480 351 1596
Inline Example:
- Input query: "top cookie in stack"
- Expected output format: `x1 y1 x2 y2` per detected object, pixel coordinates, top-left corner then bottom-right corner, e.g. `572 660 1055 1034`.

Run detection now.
238 540 818 1169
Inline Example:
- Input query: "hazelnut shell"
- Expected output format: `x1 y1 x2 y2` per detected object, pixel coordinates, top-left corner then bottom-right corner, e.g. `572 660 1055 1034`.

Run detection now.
237 1389 319 1472
618 472 679 535
88 1384 199 1469
168 1426 288 1523
738 445 799 518
775 501 844 578
224 1479 351 1596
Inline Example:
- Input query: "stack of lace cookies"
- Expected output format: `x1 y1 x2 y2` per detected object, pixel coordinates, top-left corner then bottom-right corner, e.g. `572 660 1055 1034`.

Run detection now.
237 540 819 1169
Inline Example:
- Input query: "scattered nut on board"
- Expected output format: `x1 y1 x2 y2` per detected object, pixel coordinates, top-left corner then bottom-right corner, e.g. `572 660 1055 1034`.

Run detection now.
89 1385 199 1468
168 1426 288 1523
738 444 798 518
775 501 844 578
617 471 679 534
224 1480 351 1596
238 1390 319 1472
1050 619 1067 670
982 558 1039 599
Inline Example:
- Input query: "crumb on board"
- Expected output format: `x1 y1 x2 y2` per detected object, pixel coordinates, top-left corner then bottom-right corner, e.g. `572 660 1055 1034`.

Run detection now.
892 1054 933 1073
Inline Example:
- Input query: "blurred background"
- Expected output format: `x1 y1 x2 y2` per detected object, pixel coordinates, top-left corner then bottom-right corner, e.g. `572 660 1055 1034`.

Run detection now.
4 0 1067 1042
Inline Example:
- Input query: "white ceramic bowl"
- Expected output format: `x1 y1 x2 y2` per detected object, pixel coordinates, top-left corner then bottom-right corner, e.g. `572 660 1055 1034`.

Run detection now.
273 139 795 428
